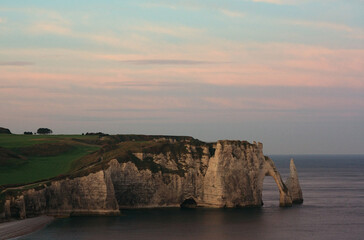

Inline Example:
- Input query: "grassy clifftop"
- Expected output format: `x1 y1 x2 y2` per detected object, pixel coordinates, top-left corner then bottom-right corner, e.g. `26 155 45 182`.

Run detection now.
0 135 100 185
0 134 204 187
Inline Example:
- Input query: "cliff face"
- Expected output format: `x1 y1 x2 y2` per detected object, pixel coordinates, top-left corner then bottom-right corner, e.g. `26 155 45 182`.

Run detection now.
1 171 119 220
105 140 293 208
1 139 302 220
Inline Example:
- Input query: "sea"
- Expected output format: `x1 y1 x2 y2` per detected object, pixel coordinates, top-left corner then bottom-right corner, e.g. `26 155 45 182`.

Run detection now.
19 155 364 240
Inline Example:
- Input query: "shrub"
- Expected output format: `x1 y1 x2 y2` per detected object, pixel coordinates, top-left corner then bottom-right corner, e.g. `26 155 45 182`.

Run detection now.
37 128 53 135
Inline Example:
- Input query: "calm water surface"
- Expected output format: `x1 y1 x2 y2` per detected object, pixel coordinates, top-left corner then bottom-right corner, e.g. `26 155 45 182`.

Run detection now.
20 155 364 240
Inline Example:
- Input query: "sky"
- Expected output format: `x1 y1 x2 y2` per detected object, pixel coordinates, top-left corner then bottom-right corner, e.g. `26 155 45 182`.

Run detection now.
0 0 363 154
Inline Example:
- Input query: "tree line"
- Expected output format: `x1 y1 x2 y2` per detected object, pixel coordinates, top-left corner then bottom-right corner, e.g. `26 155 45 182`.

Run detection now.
24 128 53 135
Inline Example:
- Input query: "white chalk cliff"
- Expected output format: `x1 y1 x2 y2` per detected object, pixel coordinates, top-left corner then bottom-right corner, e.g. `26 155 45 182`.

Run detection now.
1 139 303 220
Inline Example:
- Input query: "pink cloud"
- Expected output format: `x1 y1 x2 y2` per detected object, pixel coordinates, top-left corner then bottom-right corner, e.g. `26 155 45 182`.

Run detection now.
287 20 364 40
95 41 364 88
1 41 363 91
30 23 71 35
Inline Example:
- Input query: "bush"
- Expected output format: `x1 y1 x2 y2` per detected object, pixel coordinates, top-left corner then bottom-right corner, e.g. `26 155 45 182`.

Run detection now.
37 128 53 135
85 132 108 136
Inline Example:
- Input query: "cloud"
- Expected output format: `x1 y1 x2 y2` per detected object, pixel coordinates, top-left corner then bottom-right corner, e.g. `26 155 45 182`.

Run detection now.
0 7 69 24
104 81 183 88
119 59 221 65
138 1 246 17
0 61 33 66
252 0 287 4
30 22 71 35
132 24 202 38
220 9 245 18
288 20 364 39
252 0 313 5
27 21 126 47
0 17 5 24
137 2 178 10
136 2 201 11
2 39 363 90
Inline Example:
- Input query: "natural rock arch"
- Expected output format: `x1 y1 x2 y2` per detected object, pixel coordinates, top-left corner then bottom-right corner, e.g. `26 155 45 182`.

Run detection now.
259 157 292 207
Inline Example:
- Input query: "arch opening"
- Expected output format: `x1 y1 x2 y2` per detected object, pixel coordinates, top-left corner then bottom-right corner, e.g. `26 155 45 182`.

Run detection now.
262 176 280 207
262 169 292 207
180 198 197 208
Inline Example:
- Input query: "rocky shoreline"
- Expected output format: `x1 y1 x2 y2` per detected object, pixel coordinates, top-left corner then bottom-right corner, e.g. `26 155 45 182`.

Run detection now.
0 215 54 239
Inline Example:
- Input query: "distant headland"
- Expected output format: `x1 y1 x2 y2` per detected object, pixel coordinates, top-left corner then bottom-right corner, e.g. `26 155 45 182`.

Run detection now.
0 128 303 222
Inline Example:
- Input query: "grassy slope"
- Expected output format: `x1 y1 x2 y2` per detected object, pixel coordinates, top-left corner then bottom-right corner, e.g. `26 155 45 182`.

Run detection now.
0 134 97 148
0 135 100 186
0 134 205 187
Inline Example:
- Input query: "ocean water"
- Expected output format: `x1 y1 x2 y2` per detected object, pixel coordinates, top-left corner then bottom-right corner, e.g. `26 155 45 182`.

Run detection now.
19 155 364 240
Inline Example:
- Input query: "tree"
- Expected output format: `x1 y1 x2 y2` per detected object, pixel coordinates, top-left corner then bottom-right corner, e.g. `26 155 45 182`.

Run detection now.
37 128 53 135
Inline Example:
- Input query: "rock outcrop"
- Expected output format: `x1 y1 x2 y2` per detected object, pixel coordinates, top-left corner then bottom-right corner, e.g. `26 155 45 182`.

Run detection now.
286 158 303 203
1 139 302 220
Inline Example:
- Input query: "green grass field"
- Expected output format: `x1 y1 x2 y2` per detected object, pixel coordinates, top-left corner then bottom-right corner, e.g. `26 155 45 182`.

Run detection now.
0 134 100 186
0 134 200 187
0 134 98 149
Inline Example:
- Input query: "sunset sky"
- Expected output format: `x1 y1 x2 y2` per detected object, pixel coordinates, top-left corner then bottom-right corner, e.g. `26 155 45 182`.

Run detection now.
1 0 363 154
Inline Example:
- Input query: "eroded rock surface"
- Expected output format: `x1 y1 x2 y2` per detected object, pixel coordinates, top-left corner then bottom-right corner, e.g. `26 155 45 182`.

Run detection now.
1 171 119 220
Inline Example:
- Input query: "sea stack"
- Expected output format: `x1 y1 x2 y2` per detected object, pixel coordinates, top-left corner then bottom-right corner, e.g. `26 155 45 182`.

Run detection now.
286 158 303 204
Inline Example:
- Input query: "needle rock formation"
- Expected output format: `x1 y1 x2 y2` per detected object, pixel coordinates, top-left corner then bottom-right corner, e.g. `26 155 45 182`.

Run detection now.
286 158 303 204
